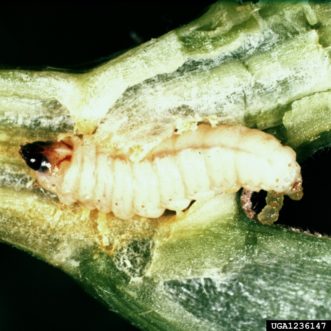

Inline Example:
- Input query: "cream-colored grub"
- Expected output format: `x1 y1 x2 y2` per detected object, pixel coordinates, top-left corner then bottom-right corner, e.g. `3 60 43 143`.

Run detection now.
22 125 303 221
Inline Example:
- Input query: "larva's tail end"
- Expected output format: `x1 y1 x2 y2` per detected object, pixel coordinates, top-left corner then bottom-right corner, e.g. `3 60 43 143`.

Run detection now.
288 181 304 201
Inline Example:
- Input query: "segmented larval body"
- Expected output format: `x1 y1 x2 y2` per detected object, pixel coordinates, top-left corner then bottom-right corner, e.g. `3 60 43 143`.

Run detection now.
24 125 302 220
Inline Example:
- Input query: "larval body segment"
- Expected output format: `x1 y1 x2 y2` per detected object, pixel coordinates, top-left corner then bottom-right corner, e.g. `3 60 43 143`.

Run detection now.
154 156 191 212
94 154 112 213
112 159 134 220
78 142 97 204
132 161 164 218
176 149 212 200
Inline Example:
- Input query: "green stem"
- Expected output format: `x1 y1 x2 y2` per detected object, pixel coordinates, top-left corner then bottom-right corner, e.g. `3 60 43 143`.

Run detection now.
1 2 331 331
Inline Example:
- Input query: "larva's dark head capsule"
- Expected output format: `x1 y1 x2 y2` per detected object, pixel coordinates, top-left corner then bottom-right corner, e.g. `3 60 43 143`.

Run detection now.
20 141 53 172
20 139 73 176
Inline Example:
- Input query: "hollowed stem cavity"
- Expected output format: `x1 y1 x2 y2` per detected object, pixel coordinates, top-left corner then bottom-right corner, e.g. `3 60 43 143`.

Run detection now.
19 125 303 221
